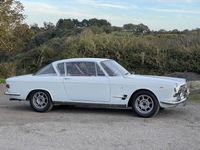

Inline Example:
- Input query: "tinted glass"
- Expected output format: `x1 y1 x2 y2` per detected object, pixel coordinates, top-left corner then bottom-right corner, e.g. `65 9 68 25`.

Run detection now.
96 64 105 76
66 62 97 76
57 63 65 76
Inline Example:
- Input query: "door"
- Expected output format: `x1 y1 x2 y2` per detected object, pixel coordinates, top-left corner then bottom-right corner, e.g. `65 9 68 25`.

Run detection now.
63 61 110 102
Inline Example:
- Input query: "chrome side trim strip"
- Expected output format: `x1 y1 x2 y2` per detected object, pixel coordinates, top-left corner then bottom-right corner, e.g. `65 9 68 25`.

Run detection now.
4 92 21 96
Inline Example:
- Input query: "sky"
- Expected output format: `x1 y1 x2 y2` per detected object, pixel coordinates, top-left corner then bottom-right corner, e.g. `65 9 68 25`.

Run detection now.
20 0 200 30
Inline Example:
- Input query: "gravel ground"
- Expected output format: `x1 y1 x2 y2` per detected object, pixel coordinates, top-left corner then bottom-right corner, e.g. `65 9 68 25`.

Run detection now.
0 84 200 150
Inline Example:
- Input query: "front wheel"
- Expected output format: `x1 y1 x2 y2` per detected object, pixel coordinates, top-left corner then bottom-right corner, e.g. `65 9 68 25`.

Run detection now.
30 91 53 112
131 91 160 118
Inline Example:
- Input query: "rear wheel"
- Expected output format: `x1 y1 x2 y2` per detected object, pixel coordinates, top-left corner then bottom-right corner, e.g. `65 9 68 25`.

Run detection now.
131 91 160 118
29 91 53 112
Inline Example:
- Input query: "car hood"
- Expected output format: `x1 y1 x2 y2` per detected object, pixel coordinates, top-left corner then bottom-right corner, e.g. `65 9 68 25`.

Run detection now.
125 74 186 84
6 74 33 82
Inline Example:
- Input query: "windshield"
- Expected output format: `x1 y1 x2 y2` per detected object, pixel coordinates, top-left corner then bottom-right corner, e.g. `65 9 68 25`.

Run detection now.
100 60 129 76
35 64 57 76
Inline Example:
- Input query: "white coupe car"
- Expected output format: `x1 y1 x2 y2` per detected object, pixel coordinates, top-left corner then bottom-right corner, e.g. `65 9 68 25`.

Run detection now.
5 58 189 117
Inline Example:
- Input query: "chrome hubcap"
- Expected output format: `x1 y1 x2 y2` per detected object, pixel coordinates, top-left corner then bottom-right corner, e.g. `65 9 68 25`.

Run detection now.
135 94 154 114
32 92 48 109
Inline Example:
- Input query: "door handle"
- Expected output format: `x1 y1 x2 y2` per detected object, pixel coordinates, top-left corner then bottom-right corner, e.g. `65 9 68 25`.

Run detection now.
64 78 71 80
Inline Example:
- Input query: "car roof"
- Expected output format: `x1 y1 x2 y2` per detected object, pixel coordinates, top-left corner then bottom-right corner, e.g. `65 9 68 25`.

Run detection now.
53 58 110 64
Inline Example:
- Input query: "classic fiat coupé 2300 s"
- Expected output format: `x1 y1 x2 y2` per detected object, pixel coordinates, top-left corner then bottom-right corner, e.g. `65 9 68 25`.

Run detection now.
5 58 189 117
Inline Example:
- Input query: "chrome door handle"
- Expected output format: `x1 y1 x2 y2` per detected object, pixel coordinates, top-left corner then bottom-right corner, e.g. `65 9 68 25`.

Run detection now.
64 78 71 80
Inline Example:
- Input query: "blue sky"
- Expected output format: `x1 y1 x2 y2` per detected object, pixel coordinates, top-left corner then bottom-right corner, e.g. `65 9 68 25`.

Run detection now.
20 0 200 30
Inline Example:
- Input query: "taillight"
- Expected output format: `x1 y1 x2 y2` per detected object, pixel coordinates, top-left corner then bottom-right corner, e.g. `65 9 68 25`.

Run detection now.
6 84 10 88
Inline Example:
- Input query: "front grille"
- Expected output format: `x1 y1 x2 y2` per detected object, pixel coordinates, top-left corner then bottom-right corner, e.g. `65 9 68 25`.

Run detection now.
180 84 187 92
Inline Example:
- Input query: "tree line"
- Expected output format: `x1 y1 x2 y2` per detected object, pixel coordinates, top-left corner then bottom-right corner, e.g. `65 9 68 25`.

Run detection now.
0 0 200 78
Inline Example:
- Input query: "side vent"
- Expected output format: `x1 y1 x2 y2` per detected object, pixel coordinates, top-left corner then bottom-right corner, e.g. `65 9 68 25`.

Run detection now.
122 95 127 100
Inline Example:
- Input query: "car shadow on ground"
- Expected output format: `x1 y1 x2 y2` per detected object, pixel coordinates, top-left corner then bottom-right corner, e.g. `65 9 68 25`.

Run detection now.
5 102 188 119
50 105 188 119
52 105 135 116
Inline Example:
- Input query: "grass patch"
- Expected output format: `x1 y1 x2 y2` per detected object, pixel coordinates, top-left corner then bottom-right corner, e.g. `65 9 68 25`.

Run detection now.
0 78 5 84
189 93 200 103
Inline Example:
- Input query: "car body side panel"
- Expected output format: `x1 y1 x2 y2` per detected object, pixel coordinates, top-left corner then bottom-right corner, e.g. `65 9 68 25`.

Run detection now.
6 75 183 107
63 76 110 102
6 76 68 102
108 76 180 107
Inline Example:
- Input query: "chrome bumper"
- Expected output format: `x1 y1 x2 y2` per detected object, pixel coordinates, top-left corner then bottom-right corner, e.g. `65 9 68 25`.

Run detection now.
4 92 21 96
162 86 189 106
160 97 187 106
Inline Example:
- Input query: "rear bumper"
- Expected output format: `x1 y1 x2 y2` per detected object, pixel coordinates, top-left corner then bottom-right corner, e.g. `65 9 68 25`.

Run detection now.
4 92 24 101
4 92 21 96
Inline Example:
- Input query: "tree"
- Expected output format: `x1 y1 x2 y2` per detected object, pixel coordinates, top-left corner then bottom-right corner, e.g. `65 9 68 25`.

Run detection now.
171 29 180 34
0 0 26 53
44 22 55 30
81 19 89 27
123 23 150 34
123 23 137 31
30 23 40 34
88 18 111 27
158 29 167 33
136 24 150 34
56 19 74 29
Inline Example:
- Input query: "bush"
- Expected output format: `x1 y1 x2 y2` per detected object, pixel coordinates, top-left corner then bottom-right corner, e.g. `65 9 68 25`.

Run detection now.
1 24 200 77
0 63 16 78
0 78 5 84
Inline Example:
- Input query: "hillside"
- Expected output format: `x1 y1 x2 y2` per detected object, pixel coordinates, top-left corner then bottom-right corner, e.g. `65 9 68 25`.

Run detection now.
1 18 200 78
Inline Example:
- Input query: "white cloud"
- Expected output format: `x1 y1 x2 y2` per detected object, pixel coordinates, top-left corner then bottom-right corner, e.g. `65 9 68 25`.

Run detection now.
74 0 135 9
97 3 129 9
150 8 200 14
23 1 89 17
21 1 128 27
146 0 199 3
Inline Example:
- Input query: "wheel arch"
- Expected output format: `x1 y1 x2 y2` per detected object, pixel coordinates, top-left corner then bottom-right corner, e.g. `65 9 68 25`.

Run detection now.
26 89 53 101
128 89 159 107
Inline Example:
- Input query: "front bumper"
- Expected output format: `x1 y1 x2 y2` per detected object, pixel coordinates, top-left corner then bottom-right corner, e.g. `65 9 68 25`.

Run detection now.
160 97 187 106
160 88 189 108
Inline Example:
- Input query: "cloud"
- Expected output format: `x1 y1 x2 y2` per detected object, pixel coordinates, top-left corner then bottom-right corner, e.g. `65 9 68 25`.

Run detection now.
96 3 129 9
21 0 127 27
74 0 135 9
146 0 199 3
149 8 200 14
22 1 89 17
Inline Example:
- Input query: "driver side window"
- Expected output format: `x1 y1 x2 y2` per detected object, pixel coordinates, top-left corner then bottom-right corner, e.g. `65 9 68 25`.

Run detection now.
66 62 83 76
65 62 105 77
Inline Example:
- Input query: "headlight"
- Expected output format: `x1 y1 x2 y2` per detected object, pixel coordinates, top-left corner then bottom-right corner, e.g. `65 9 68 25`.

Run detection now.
173 84 187 99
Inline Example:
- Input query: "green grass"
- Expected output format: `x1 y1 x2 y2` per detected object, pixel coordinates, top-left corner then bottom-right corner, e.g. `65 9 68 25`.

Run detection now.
0 78 5 84
189 93 200 103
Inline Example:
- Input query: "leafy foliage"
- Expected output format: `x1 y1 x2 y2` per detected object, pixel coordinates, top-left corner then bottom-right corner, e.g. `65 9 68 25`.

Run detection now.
0 78 5 84
15 26 200 76
0 0 34 54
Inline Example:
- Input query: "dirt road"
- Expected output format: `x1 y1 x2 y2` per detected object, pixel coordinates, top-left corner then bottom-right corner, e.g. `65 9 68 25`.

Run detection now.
0 84 200 150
